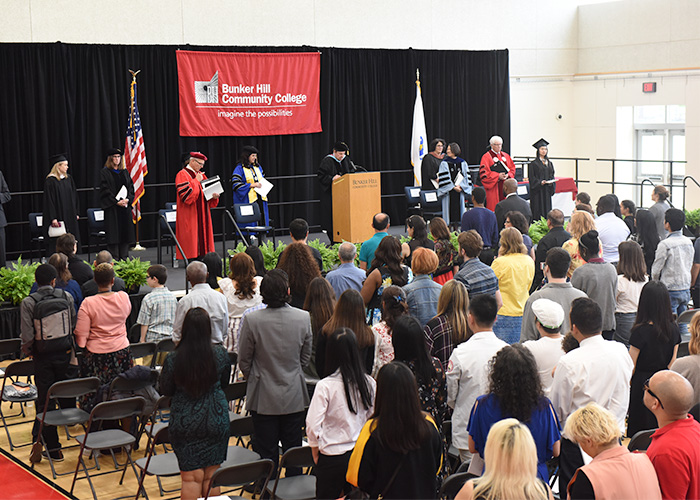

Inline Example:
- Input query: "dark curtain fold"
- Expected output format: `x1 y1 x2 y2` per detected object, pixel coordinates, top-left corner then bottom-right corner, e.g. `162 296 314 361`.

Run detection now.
0 43 509 257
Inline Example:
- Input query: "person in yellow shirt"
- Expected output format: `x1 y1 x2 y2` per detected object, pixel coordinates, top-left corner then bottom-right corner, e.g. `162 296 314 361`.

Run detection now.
491 227 535 344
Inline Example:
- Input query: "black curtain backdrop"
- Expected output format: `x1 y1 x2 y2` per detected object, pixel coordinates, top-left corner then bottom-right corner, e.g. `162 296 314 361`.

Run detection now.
0 43 510 257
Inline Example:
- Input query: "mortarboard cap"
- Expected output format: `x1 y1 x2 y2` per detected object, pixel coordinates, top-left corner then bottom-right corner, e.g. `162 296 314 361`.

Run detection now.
333 141 349 153
49 153 67 167
242 145 259 156
532 138 549 149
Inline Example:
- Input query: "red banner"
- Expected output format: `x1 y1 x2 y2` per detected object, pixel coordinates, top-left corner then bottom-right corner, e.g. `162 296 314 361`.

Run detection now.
176 50 322 137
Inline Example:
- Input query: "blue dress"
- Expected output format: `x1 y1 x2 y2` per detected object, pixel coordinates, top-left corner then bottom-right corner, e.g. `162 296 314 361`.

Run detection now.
231 163 269 230
468 393 561 481
159 346 231 471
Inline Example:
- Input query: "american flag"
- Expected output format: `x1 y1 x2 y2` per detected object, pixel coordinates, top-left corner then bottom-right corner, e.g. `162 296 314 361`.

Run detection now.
125 74 148 223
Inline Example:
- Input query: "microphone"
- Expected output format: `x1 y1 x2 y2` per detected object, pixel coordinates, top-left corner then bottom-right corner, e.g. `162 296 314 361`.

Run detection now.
350 160 367 173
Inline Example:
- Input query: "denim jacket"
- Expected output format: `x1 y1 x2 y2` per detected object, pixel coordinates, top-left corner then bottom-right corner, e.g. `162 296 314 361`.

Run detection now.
402 275 442 328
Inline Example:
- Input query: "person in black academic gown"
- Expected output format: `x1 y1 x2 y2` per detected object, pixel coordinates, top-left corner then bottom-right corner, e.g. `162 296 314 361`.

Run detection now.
317 141 355 243
528 138 556 221
0 170 11 267
420 138 446 189
43 153 80 256
99 148 135 260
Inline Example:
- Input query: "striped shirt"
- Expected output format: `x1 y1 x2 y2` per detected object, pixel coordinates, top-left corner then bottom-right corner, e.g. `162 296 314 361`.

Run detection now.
137 287 178 342
454 257 499 298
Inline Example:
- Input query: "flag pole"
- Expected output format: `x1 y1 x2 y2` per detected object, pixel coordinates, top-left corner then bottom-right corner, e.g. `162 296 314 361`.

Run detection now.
129 69 145 251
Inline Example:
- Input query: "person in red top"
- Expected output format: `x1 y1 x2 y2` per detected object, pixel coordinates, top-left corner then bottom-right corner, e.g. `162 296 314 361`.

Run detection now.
175 152 220 260
645 370 700 500
479 135 516 211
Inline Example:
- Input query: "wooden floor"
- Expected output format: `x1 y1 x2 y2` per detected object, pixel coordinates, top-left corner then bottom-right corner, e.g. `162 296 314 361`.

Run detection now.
0 359 255 500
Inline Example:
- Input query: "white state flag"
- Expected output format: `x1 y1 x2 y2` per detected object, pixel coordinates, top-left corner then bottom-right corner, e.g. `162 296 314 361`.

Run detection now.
410 77 428 186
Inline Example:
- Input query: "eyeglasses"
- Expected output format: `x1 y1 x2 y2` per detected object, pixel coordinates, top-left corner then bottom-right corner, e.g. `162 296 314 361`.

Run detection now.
644 378 664 409
192 159 204 166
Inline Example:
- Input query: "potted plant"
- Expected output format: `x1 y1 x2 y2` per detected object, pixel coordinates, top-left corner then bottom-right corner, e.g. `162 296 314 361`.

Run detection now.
113 257 150 294
0 257 40 307
685 209 700 237
528 217 550 245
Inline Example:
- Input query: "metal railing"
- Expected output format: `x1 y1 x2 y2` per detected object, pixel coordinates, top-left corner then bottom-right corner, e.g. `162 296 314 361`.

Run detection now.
513 156 591 186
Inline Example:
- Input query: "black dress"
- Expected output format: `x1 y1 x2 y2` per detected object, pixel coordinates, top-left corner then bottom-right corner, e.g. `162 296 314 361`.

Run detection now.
421 153 442 189
99 167 135 249
528 158 555 221
627 323 681 436
43 175 80 253
317 154 354 242
159 346 231 471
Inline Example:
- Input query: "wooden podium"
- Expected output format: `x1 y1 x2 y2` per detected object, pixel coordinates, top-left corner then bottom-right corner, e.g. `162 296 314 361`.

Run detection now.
332 172 381 243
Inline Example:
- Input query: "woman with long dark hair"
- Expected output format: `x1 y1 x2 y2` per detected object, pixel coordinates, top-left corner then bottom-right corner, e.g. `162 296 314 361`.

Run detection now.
627 280 681 436
30 252 83 311
317 289 375 377
614 241 648 348
231 145 269 229
361 236 412 325
401 215 434 267
467 345 560 481
392 316 447 427
372 285 409 374
303 277 336 379
160 307 231 500
631 208 661 275
346 362 443 499
306 328 376 499
571 230 618 339
219 252 263 352
428 217 458 284
202 252 223 290
528 138 555 222
245 245 267 277
423 280 471 368
276 242 322 308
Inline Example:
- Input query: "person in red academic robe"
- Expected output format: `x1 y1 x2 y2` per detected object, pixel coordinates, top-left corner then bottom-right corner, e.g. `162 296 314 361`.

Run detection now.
175 152 220 260
479 135 516 211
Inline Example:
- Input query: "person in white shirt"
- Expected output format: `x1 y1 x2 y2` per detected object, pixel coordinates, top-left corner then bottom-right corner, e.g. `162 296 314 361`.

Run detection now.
306 327 375 499
446 294 507 464
550 296 634 495
173 261 229 345
595 195 630 264
614 241 648 347
522 298 565 397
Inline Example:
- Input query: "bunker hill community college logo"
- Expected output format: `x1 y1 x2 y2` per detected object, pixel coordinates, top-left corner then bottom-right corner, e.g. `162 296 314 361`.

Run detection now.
194 72 219 104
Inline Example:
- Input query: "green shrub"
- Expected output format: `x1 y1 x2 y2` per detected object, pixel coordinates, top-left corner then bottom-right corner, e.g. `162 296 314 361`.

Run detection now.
0 257 40 306
685 209 700 229
528 217 550 245
113 257 150 293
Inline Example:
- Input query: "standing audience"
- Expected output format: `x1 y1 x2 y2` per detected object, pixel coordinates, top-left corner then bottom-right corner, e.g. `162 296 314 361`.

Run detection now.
288 218 323 273
302 277 336 380
671 311 700 403
564 403 662 500
521 247 586 342
467 345 561 481
531 209 570 293
346 362 443 500
238 269 313 478
276 242 322 309
631 208 661 275
306 328 375 500
620 199 637 234
522 299 565 396
137 264 177 343
627 280 681 437
219 252 263 352
505 211 535 259
201 252 223 291
56 233 93 286
494 178 532 230
460 187 498 264
371 286 408 374
456 419 552 500
325 242 365 298
454 230 502 306
562 210 597 278
646 370 700 500
614 240 649 347
80 250 127 297
358 213 390 271
30 252 82 311
571 230 618 339
652 208 694 322
160 308 231 500
423 280 471 369
491 227 535 344
361 235 411 325
595 194 630 265
401 215 435 267
446 294 507 463
550 297 633 494
403 247 442 328
649 185 671 240
173 261 228 345
429 217 459 284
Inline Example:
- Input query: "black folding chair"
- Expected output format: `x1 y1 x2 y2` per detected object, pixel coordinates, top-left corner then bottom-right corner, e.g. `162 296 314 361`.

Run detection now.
69 396 146 500
439 472 474 500
0 359 36 450
31 376 101 478
225 380 248 422
205 458 275 500
420 190 442 222
265 445 316 500
134 425 180 499
129 342 158 363
86 208 107 262
223 415 261 468
28 212 46 263
0 338 21 371
627 428 657 452
151 338 176 370
233 203 275 245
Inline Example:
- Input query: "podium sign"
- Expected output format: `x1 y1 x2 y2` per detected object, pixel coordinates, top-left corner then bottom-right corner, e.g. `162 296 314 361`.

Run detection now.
331 172 381 243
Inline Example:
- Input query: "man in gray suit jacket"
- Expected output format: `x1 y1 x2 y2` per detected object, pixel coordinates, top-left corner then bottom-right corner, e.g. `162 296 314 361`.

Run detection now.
494 178 532 229
238 269 312 476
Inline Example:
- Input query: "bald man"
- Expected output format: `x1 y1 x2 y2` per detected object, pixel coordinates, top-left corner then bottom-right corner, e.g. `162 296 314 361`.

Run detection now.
172 261 228 345
494 178 532 230
325 241 366 298
645 370 700 500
